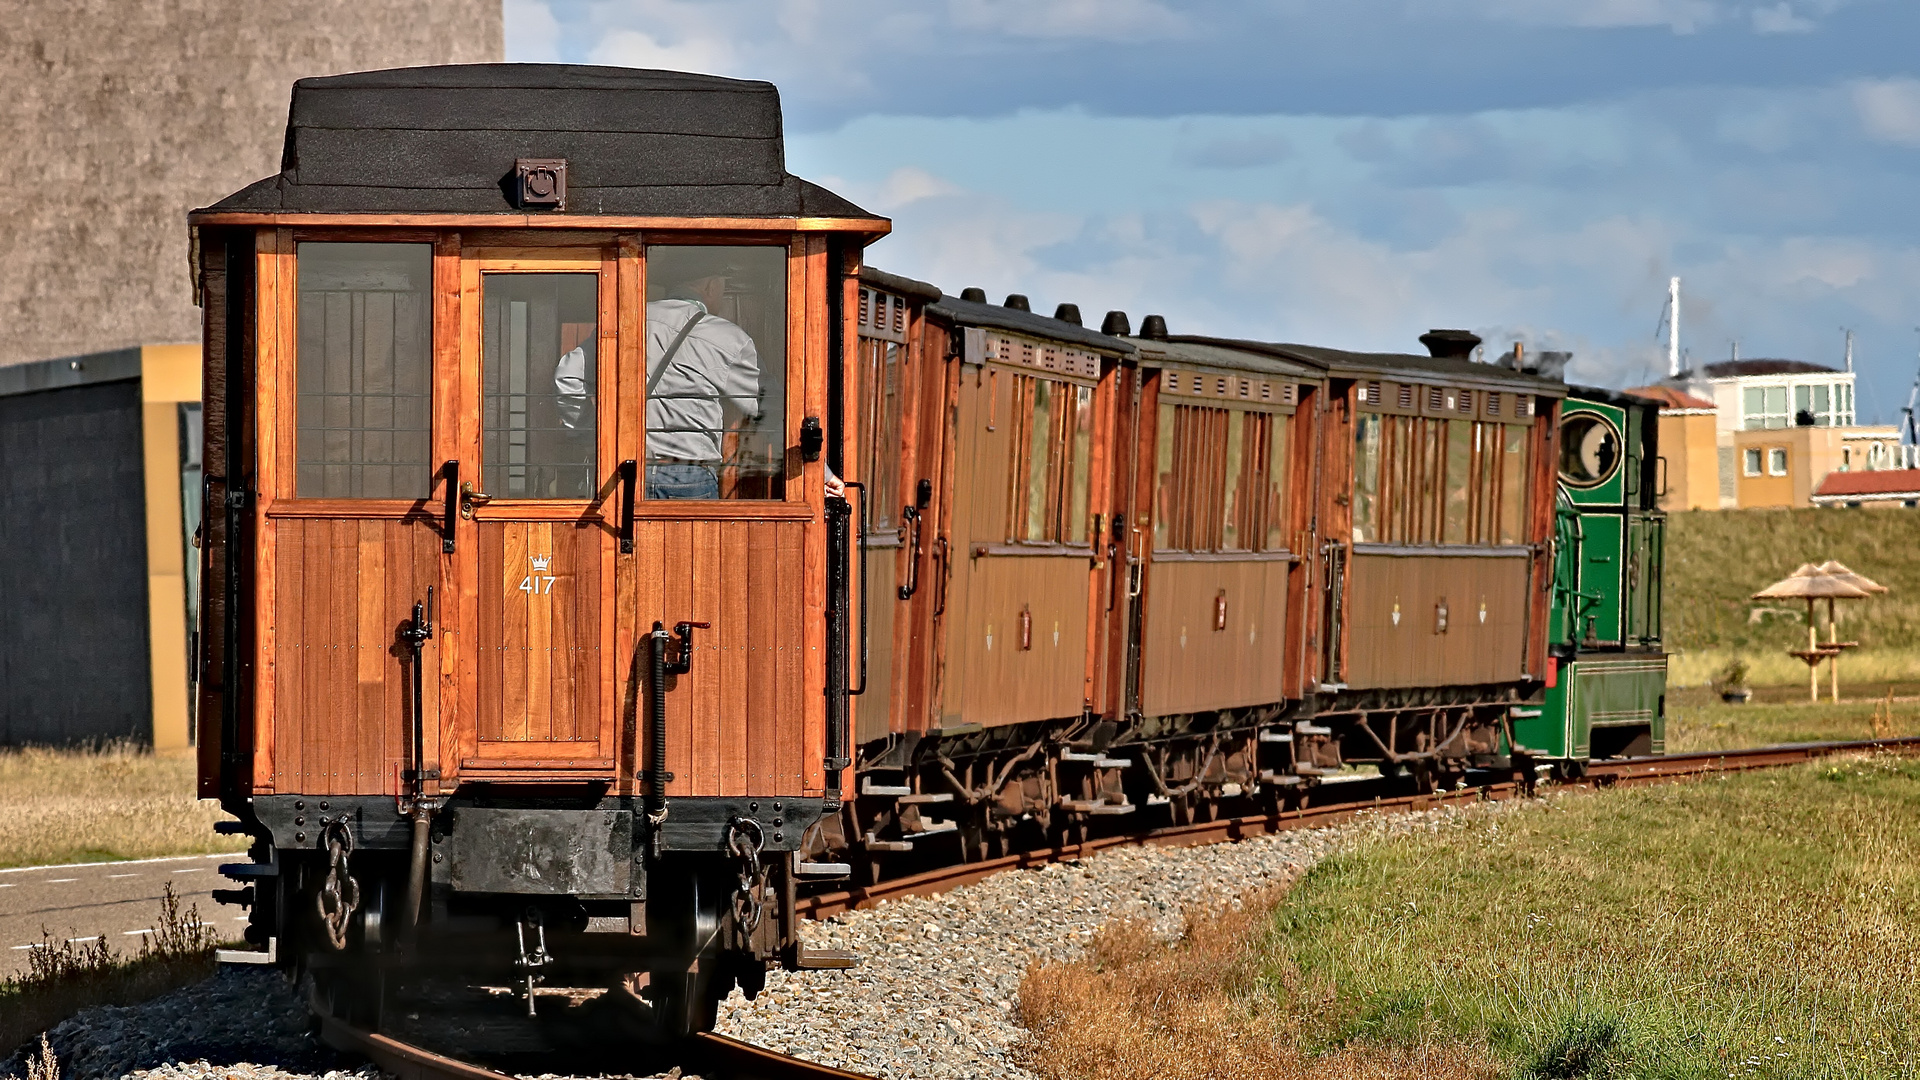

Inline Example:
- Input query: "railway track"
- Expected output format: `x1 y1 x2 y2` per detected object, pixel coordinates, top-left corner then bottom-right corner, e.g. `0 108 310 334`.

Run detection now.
317 735 1920 1080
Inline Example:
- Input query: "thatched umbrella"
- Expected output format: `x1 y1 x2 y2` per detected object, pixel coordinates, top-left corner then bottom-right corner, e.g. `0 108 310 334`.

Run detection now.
1812 561 1890 700
1753 567 1870 702
1816 560 1888 594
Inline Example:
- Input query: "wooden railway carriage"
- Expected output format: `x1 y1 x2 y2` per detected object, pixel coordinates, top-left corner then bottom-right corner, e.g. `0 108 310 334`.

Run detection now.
191 65 889 1033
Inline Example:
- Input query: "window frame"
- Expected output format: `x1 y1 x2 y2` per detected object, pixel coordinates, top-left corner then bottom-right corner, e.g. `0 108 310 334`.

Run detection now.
1151 372 1294 555
1351 380 1531 550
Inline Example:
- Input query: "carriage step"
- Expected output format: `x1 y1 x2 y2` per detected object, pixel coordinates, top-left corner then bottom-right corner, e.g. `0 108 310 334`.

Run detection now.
794 861 853 878
1293 723 1333 736
1258 731 1293 743
1289 764 1332 776
860 779 913 796
219 862 277 880
213 820 252 835
862 835 915 853
906 820 958 837
897 792 953 805
1145 794 1171 806
1060 800 1134 815
215 937 276 966
1059 752 1132 768
1259 770 1306 786
796 947 859 970
211 887 254 907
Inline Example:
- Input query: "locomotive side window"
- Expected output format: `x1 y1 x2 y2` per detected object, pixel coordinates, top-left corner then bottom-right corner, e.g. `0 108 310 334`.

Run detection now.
645 245 787 500
294 243 433 498
1558 412 1621 488
1154 401 1289 552
481 274 600 499
1006 375 1094 544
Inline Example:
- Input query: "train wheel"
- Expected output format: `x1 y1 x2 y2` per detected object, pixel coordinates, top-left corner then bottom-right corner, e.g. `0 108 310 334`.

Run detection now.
650 964 722 1037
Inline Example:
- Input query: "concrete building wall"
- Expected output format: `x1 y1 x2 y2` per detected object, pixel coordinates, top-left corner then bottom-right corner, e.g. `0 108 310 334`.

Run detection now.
1656 411 1720 511
1735 427 1847 509
0 0 503 369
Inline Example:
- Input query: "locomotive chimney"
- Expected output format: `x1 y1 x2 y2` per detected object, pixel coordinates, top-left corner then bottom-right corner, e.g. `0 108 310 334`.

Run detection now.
1003 294 1031 312
1418 329 1481 360
960 287 987 303
1101 311 1131 336
1054 303 1082 325
1140 314 1170 341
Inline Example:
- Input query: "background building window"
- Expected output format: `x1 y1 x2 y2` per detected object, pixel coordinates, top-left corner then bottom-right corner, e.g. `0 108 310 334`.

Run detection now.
1767 447 1789 476
1742 386 1790 430
1743 448 1763 476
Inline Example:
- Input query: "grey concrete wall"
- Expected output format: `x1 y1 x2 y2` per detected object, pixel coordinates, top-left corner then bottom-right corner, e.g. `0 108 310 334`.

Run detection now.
0 0 503 369
0 378 151 744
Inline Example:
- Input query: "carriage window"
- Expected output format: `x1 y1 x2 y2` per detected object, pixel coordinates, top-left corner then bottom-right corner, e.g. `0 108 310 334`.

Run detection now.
1156 399 1289 552
295 243 432 498
1352 412 1381 543
1443 420 1472 544
482 274 598 499
645 246 786 500
1498 424 1528 544
1007 375 1093 543
859 337 903 531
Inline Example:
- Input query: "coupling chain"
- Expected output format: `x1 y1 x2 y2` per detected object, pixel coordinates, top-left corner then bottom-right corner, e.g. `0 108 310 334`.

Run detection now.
726 817 767 937
315 819 360 952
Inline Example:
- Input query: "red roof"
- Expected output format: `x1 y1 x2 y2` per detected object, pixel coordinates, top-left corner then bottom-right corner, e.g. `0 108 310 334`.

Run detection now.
1814 469 1920 499
1623 385 1716 411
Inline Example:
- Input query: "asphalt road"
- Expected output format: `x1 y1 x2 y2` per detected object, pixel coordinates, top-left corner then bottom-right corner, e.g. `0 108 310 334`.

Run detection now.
0 853 247 977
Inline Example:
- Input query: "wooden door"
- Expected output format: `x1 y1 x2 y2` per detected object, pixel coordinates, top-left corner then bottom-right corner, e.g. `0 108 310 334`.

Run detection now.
453 251 619 779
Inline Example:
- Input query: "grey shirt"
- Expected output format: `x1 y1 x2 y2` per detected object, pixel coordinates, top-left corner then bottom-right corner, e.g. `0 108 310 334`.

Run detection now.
645 298 762 462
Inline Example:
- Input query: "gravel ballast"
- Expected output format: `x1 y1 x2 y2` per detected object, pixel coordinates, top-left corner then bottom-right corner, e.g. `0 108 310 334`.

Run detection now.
5 801 1517 1080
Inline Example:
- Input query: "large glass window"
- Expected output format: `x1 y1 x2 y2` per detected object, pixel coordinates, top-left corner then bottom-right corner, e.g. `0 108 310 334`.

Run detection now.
645 246 787 500
1443 420 1472 544
295 243 432 498
1743 385 1790 430
482 273 598 499
1354 409 1529 547
859 337 904 531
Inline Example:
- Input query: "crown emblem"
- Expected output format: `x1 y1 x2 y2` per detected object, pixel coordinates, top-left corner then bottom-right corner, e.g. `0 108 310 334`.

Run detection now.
529 554 551 573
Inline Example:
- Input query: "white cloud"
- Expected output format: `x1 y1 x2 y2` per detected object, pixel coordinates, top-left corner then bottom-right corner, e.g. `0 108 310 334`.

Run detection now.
877 167 964 209
1750 2 1815 32
587 27 740 76
1853 78 1920 148
504 0 562 63
947 0 1187 41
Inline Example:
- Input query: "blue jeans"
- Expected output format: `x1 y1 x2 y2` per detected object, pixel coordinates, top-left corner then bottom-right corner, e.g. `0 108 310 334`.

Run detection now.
647 463 719 500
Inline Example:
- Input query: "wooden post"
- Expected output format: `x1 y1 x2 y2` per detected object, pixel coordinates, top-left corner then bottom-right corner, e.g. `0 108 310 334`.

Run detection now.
1828 597 1839 704
1808 598 1818 703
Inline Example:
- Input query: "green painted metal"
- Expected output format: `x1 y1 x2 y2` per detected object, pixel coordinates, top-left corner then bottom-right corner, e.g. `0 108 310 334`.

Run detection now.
1560 399 1628 507
1577 512 1624 645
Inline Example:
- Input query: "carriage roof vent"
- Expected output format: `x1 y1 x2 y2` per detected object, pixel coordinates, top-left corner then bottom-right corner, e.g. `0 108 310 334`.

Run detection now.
1054 303 1082 326
960 287 987 303
1139 314 1170 341
1101 311 1131 336
1003 294 1031 312
1418 329 1482 360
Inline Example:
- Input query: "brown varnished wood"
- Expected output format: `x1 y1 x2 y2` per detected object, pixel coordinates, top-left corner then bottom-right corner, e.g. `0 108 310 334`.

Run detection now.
252 227 286 793
1344 551 1529 689
777 520 807 792
746 521 778 792
719 523 750 794
662 520 694 796
802 235 829 794
1139 558 1288 716
690 519 723 795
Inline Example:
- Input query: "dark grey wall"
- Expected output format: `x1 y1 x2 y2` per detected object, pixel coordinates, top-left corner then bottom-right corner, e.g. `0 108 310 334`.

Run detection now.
0 380 151 744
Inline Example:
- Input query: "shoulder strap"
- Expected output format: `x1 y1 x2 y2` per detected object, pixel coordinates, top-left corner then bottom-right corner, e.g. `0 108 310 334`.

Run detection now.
648 310 706 396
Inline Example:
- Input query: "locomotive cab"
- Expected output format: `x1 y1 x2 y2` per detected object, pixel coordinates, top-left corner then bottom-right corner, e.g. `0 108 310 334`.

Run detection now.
189 65 887 1033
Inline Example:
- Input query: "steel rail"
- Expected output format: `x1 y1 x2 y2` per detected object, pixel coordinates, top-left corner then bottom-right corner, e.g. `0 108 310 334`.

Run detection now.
317 735 1920 1080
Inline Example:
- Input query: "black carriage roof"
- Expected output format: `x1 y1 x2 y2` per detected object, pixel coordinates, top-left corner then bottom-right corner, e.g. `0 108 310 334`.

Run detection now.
858 266 943 303
1171 335 1566 396
925 293 1136 356
1124 337 1320 381
196 64 880 221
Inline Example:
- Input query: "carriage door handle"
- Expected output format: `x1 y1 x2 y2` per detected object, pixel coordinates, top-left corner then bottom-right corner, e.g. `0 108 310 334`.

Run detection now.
460 480 494 519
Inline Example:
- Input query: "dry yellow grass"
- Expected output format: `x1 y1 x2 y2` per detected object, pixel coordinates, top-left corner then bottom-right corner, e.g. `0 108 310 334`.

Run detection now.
1017 887 1498 1080
0 744 243 869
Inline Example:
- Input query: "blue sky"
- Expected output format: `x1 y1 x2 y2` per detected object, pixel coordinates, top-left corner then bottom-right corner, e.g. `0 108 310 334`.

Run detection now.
507 0 1920 414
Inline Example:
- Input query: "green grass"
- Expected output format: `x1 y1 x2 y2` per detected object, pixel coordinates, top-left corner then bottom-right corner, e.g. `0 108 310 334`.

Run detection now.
1255 755 1920 1078
1665 508 1920 687
1664 686 1919 752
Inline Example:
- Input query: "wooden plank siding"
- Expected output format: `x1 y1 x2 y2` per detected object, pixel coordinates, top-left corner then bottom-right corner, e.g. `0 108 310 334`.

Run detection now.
1343 552 1530 689
1139 558 1289 716
268 516 441 794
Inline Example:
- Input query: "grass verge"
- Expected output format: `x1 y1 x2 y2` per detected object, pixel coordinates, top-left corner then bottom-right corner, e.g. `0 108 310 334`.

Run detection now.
1020 755 1920 1079
0 885 222 1058
0 743 243 869
1665 687 1918 752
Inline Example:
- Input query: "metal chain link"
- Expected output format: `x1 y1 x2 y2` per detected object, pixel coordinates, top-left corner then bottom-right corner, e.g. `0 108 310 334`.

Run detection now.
315 819 360 952
726 817 767 937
